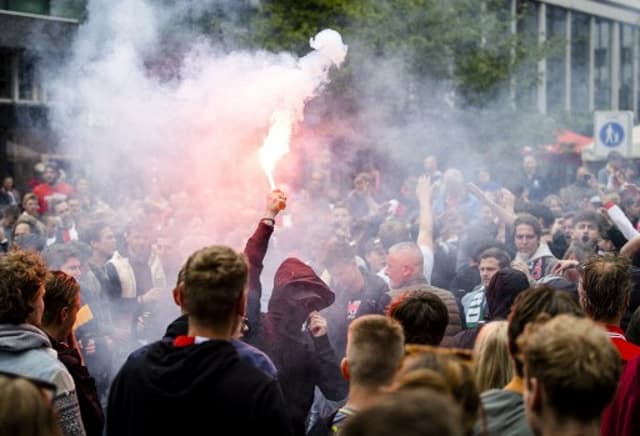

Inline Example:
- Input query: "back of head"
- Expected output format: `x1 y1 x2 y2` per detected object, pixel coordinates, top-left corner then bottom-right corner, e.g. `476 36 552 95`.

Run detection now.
378 220 411 250
580 255 630 322
397 348 479 435
473 320 512 392
80 220 110 245
0 250 47 324
322 237 356 271
387 290 448 346
508 286 584 377
563 241 595 263
41 244 78 270
182 246 247 328
518 314 621 423
346 315 405 388
519 202 555 229
462 237 506 264
0 373 60 436
340 389 463 436
485 268 530 321
42 272 80 328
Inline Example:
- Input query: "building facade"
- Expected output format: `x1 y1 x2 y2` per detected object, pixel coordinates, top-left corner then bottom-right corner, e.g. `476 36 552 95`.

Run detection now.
0 0 83 181
515 0 640 121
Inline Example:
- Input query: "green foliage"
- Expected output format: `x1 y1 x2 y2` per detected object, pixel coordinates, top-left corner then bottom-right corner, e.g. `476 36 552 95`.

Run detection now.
249 0 351 54
187 0 570 153
250 0 552 110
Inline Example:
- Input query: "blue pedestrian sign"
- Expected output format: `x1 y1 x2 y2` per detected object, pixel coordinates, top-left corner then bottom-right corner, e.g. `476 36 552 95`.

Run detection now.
594 111 633 159
599 122 624 147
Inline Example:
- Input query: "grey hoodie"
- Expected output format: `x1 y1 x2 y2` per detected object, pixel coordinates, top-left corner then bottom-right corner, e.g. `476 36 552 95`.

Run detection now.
475 388 533 436
0 324 86 436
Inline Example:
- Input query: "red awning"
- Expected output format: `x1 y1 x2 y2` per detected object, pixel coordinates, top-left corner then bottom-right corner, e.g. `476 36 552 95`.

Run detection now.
545 129 593 154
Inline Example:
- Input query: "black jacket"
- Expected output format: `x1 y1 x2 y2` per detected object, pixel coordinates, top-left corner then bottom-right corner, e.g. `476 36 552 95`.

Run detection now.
324 268 390 358
106 339 292 435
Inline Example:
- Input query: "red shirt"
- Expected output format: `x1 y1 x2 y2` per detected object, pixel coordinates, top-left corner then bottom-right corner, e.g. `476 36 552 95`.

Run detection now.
605 325 640 363
32 182 74 213
601 356 640 436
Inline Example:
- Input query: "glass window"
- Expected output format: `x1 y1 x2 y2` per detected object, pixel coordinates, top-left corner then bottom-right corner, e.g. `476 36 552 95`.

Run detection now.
620 24 633 111
49 0 86 19
546 5 567 113
0 51 12 99
637 29 640 119
594 18 612 109
6 0 49 15
18 53 42 102
570 12 589 113
515 0 538 110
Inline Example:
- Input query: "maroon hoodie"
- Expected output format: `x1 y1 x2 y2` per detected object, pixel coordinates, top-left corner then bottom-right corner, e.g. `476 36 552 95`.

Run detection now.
242 221 346 436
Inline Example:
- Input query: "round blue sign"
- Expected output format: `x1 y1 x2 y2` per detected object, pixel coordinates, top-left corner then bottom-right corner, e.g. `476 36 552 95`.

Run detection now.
599 122 625 148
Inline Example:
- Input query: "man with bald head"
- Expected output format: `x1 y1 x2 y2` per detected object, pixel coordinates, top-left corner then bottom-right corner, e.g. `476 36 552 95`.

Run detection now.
385 242 424 291
385 241 463 340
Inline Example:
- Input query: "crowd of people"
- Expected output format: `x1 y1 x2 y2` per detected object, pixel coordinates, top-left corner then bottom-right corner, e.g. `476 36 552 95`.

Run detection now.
1 147 640 435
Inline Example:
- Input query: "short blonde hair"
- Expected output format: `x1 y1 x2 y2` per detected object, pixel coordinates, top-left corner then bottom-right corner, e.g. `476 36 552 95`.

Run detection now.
396 347 479 436
183 245 247 328
0 373 60 436
473 321 512 392
346 315 404 387
518 314 621 422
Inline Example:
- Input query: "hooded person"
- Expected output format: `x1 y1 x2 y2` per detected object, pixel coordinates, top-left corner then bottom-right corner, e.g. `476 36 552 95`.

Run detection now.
484 268 531 321
106 246 292 436
449 268 530 349
245 257 348 436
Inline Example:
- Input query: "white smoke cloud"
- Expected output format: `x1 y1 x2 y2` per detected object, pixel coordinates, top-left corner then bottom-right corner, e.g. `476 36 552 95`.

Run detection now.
49 0 347 224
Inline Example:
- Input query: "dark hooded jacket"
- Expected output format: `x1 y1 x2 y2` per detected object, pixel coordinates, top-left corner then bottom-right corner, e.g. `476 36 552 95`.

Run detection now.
324 267 391 358
448 268 530 349
163 314 277 378
106 338 291 436
245 257 347 436
484 268 530 321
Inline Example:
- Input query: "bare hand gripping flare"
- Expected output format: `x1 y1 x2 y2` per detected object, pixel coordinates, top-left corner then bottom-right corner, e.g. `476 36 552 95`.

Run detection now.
259 29 348 209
